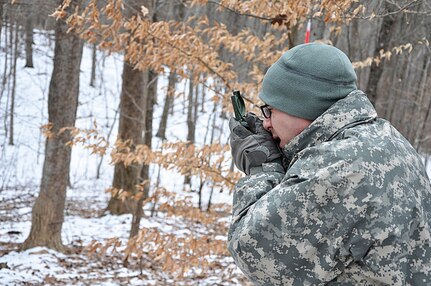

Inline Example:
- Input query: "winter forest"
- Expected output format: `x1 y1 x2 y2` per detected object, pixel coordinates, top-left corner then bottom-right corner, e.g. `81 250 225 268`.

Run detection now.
1 0 431 285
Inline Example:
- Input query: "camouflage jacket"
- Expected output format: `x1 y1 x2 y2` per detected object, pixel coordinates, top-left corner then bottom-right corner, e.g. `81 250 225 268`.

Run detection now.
228 90 431 285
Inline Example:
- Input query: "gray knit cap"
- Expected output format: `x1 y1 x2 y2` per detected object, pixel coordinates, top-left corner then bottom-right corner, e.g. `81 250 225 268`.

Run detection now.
259 43 357 120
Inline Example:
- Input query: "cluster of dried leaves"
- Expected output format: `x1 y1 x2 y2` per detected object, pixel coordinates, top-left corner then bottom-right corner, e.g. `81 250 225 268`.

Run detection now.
43 123 239 198
47 0 428 109
52 0 367 107
85 189 233 279
352 38 430 69
110 138 240 190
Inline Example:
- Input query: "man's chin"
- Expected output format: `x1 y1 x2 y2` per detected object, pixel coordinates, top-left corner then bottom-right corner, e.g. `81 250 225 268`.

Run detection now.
274 138 282 148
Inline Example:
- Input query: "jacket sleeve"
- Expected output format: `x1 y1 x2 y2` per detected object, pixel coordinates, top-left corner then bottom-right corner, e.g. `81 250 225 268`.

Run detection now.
227 153 367 285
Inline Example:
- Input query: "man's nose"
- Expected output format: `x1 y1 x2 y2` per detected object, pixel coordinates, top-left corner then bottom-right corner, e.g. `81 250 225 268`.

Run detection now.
262 117 271 131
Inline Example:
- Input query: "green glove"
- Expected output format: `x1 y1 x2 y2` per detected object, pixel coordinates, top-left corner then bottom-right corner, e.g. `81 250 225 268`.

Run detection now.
229 113 284 175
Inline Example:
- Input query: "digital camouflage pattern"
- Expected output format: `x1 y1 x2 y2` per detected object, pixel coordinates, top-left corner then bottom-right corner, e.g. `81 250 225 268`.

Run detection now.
228 90 431 285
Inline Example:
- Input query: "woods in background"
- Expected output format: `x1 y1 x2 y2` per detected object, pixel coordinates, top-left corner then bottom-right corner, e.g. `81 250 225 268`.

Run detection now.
1 0 430 278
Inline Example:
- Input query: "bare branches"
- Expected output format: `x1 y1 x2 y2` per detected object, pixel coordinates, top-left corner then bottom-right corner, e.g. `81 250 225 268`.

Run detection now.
146 28 232 90
353 0 431 20
53 124 241 190
206 0 273 22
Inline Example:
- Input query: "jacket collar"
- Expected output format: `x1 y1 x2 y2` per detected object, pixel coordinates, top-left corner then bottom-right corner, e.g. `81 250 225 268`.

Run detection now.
282 90 378 164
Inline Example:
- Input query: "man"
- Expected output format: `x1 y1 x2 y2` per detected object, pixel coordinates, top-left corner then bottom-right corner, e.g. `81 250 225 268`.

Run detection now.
228 43 431 285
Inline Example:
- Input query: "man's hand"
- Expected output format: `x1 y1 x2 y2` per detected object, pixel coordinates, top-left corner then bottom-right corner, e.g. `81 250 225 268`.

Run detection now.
229 113 284 175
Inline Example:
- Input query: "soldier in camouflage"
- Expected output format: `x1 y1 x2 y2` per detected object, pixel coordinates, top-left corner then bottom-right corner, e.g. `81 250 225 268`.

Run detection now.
228 43 431 285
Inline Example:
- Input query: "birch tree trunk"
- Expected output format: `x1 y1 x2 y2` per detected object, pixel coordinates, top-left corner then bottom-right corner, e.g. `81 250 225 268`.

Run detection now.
21 0 83 252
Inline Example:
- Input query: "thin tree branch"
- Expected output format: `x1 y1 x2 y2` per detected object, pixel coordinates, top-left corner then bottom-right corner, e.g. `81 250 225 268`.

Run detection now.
206 0 273 22
353 0 427 20
146 29 232 90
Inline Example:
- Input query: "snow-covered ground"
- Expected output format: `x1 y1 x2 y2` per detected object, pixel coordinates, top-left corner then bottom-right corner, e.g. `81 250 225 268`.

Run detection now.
0 185 247 285
0 30 244 285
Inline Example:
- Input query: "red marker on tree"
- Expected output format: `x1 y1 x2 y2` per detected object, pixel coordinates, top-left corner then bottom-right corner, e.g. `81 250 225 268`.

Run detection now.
305 18 311 43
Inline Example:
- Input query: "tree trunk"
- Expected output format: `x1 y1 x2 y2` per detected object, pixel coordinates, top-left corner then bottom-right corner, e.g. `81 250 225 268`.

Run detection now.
21 0 83 252
8 16 18 145
130 70 157 238
184 76 196 186
2 8 13 138
365 13 394 104
198 175 203 210
156 71 176 140
24 3 34 68
411 48 431 152
131 0 158 236
373 0 430 146
0 5 8 106
205 100 218 210
106 0 154 215
107 60 145 215
0 4 3 39
200 76 206 112
89 43 96 87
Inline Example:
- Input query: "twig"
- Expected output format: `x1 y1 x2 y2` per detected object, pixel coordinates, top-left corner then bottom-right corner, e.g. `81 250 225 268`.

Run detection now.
206 0 272 22
353 0 427 20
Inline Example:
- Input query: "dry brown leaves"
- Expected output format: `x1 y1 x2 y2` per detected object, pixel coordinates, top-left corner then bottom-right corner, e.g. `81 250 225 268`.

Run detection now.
353 38 430 69
52 0 425 106
42 124 241 191
85 190 232 279
53 0 364 107
110 140 241 189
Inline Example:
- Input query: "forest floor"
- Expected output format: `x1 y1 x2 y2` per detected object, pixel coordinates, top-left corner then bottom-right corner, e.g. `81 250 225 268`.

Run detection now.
0 185 250 285
0 28 249 285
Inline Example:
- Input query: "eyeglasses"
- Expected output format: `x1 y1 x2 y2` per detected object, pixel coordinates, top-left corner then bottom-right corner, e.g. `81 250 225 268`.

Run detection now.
260 104 272 119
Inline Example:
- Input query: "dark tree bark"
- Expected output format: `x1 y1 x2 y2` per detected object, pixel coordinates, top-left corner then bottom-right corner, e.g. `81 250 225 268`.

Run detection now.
413 56 431 151
373 0 431 148
156 71 176 140
24 3 34 68
89 43 96 87
184 76 196 186
129 1 159 237
0 3 4 41
9 15 18 145
21 0 84 252
365 13 394 104
107 60 145 215
106 0 156 216
130 70 157 238
0 5 9 106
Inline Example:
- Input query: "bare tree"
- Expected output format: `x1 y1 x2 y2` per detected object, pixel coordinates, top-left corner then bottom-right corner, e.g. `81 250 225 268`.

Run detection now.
24 3 34 68
106 0 155 216
89 43 96 87
106 60 145 215
184 76 196 186
365 2 395 104
21 0 84 252
130 69 157 238
8 12 17 145
0 3 4 39
372 0 431 149
156 71 176 140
